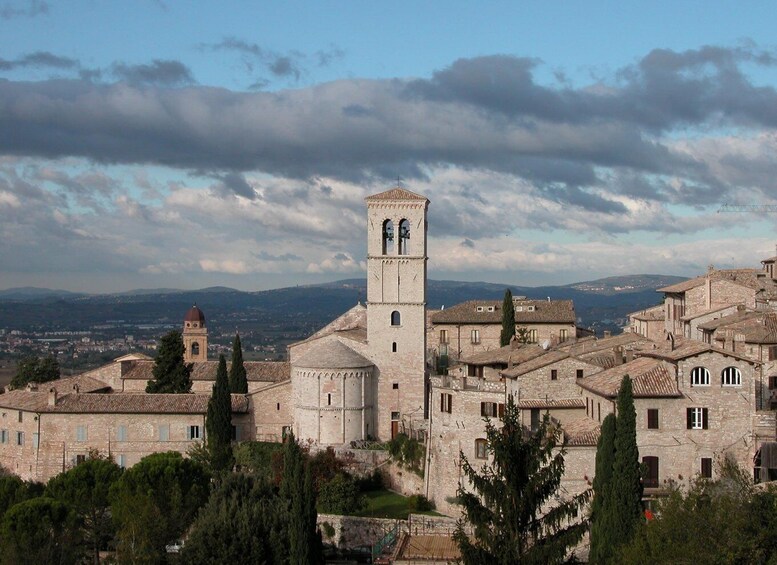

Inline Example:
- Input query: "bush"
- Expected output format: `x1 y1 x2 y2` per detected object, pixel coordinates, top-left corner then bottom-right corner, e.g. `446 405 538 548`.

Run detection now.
233 441 285 481
407 494 433 512
318 473 366 515
356 470 384 492
387 433 425 476
321 521 335 540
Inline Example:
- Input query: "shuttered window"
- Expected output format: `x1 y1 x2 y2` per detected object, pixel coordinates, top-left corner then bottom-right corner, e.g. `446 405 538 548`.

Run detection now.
647 409 659 430
701 457 713 478
643 456 659 488
687 407 709 429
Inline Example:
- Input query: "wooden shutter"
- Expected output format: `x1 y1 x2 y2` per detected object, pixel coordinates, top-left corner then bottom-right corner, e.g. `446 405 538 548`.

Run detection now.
701 457 712 478
480 402 486 417
647 409 659 429
643 456 659 488
498 403 505 418
686 408 693 429
440 393 444 412
702 408 709 429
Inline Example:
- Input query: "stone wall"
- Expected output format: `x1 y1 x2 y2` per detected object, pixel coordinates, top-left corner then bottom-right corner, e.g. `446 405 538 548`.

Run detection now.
317 513 463 549
251 380 292 442
383 460 424 496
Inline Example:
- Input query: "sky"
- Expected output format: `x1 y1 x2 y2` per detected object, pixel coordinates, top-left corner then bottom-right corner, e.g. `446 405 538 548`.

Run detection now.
2 0 777 293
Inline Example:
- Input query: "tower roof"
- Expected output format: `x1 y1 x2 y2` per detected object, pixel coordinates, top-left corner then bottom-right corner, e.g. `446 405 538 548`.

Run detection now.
184 305 206 324
365 186 428 202
295 340 373 370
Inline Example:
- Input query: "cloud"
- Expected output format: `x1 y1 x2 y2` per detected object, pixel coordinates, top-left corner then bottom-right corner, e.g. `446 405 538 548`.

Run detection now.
306 252 366 274
111 59 195 86
0 51 78 70
204 37 303 80
0 0 47 19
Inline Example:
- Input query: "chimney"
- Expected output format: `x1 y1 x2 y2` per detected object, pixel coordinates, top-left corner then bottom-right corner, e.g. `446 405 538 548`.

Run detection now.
723 330 733 351
48 387 57 406
625 349 634 363
705 272 712 310
668 333 675 351
603 330 611 339
72 384 80 395
613 346 623 366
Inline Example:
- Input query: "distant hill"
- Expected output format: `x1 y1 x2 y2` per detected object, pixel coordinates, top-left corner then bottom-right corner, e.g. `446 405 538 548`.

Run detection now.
0 274 684 335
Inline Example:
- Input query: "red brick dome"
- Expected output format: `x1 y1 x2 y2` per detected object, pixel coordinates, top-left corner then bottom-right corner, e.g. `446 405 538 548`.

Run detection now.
184 305 206 324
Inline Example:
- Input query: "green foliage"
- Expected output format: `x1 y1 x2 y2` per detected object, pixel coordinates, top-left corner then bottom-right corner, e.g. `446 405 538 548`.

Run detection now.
318 473 366 514
515 326 531 344
233 441 285 482
589 413 616 563
206 354 234 472
281 435 323 565
145 330 192 393
181 473 291 564
1 496 82 565
228 333 248 394
596 375 642 562
321 521 335 540
110 451 210 558
500 289 515 347
387 433 425 476
453 396 591 564
110 491 166 565
308 446 346 490
11 355 60 389
407 494 433 512
619 461 777 564
46 456 123 563
0 475 42 524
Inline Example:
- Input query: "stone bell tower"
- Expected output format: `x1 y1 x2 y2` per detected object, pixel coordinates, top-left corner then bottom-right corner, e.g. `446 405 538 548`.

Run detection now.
365 186 429 440
182 305 208 363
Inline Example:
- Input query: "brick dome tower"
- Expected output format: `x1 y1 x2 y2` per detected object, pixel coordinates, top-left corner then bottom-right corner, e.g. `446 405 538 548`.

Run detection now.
183 305 208 363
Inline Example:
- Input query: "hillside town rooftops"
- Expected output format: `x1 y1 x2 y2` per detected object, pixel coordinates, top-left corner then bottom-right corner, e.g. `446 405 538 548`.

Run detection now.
294 303 368 347
697 311 764 332
658 268 777 295
431 299 576 325
460 343 544 366
638 340 760 364
629 305 665 321
578 357 681 399
517 398 585 409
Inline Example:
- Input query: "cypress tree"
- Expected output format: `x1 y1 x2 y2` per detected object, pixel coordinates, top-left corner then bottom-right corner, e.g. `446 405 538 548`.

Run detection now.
281 434 322 564
588 413 616 563
205 355 233 472
228 334 248 394
598 375 643 562
146 330 192 393
500 289 515 347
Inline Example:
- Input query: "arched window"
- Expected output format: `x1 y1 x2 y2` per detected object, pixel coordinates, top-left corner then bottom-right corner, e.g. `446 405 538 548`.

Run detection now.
475 438 488 459
191 342 200 355
382 219 394 254
392 342 397 353
691 366 710 386
391 311 401 326
721 366 741 386
398 219 410 255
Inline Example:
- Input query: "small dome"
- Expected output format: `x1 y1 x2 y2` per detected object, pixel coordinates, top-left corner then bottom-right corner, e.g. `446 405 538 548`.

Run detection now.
295 340 373 370
184 305 206 324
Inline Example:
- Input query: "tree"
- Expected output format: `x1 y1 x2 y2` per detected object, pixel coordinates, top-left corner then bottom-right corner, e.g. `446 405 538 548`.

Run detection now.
515 326 531 344
588 413 616 563
1 497 82 565
46 456 123 565
500 289 515 347
280 434 322 565
11 355 60 389
145 330 192 393
318 473 366 514
228 333 248 394
181 474 290 564
0 475 43 523
110 491 167 565
453 396 591 564
206 354 234 472
110 451 209 558
596 375 642 562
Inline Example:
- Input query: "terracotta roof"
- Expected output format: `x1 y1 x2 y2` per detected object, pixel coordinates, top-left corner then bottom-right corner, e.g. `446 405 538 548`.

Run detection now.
294 340 373 370
460 343 538 366
638 341 759 364
46 374 111 394
563 418 601 447
121 360 290 382
184 305 206 323
762 256 777 264
680 304 742 322
559 333 654 356
629 305 665 321
502 351 570 378
658 269 776 294
432 299 576 325
517 398 585 409
709 314 777 344
578 357 681 399
697 311 762 331
298 303 368 346
0 391 249 414
364 187 429 202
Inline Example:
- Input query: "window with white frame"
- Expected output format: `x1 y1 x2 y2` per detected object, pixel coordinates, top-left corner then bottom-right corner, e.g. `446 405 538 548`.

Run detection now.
687 407 709 429
471 329 480 344
440 393 452 414
187 425 201 440
721 366 741 386
117 454 126 469
439 329 448 344
116 425 127 442
690 366 710 386
475 438 487 459
158 424 170 441
528 329 538 343
76 426 87 442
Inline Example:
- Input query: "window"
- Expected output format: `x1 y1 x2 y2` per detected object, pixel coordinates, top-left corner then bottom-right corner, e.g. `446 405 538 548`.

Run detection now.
231 425 240 441
391 311 401 326
701 457 713 478
187 425 201 440
769 346 777 361
586 398 589 416
191 342 200 355
16 432 23 446
476 306 485 312
576 369 584 379
276 403 280 411
392 342 397 352
17 411 22 423
475 439 487 459
597 402 601 422
392 383 399 390
770 376 777 390
76 426 87 442
327 393 332 406
158 424 170 441
647 409 659 430
117 454 126 469
439 329 448 344
467 365 484 378
530 408 540 432
498 403 505 418
440 393 452 414
382 219 394 254
691 366 710 386
687 407 709 430
721 366 741 386
117 425 127 442
32 433 39 449
643 456 659 488
559 329 568 343
398 219 410 255
471 329 480 344
391 411 401 420
528 329 538 343
0 430 7 444
550 369 558 380
481 402 498 418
